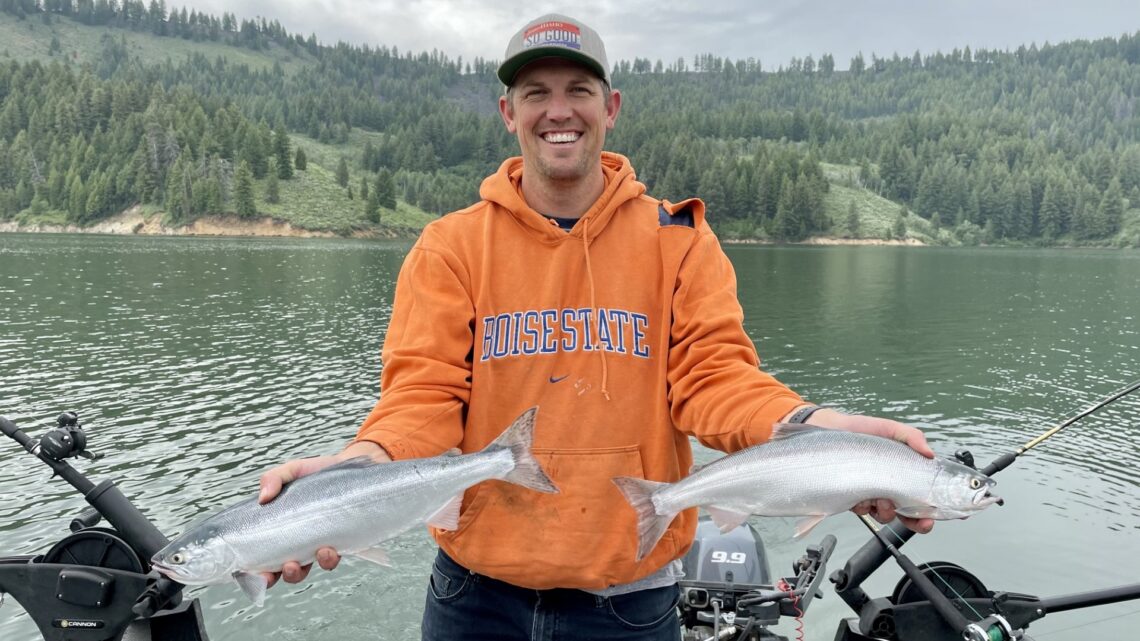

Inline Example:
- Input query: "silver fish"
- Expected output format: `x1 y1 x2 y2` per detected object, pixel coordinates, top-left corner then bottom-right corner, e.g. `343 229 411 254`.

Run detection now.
614 425 1002 561
152 407 556 605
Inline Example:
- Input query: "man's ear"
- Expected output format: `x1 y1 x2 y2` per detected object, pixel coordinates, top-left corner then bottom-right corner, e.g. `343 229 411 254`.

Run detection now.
499 95 517 133
605 89 622 130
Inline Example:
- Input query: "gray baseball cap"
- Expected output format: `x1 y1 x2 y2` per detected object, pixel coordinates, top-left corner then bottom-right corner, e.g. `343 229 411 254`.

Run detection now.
497 14 611 87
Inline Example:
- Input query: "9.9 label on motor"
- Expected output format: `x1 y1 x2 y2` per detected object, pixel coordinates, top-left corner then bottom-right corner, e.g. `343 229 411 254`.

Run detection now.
710 551 747 564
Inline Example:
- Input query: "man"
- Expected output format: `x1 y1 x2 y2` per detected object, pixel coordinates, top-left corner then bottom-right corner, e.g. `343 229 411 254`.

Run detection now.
258 13 933 640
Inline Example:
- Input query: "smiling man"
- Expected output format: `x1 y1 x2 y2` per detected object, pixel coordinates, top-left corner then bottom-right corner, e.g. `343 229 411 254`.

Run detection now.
258 13 935 641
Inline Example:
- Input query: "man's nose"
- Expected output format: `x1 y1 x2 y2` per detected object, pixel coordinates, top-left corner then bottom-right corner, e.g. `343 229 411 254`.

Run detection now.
545 92 573 120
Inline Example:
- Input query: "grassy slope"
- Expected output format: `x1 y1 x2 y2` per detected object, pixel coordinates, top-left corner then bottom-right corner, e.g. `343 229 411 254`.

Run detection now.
272 134 436 233
821 163 939 242
0 12 304 70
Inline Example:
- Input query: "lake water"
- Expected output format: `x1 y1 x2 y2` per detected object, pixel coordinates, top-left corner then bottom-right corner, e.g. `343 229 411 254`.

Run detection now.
1 234 1137 641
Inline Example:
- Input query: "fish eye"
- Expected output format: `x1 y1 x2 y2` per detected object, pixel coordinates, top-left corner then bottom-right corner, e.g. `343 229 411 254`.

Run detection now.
170 553 186 565
969 478 982 490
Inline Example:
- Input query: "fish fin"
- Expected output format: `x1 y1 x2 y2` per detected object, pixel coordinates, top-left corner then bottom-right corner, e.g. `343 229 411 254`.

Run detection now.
688 462 706 475
444 448 463 456
612 476 676 562
321 456 379 472
895 504 939 519
232 571 268 607
350 546 392 567
426 494 463 531
794 514 828 539
706 505 751 533
768 423 828 442
489 407 559 494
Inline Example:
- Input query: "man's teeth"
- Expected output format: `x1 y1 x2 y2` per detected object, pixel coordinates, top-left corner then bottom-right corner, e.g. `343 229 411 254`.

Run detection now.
543 132 579 143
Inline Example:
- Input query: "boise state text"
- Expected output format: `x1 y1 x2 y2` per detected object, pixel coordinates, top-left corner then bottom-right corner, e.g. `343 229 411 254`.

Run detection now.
480 307 650 361
523 21 582 51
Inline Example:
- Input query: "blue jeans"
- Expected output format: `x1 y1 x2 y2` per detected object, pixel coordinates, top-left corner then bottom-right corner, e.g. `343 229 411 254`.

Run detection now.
421 549 681 641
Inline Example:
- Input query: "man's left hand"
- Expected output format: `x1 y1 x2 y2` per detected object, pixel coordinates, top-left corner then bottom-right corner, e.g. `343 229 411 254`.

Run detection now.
803 408 936 534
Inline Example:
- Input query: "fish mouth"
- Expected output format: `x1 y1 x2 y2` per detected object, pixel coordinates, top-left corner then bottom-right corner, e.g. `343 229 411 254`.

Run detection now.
150 560 177 578
976 491 1004 508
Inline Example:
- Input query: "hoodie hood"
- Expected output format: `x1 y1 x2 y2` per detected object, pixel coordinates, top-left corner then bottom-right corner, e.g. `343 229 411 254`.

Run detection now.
479 152 647 243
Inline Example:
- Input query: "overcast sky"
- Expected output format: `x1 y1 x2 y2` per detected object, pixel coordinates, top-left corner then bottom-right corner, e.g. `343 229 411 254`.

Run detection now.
179 0 1139 71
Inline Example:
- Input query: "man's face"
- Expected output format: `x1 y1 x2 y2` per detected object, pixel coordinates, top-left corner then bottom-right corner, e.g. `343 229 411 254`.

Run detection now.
499 58 621 184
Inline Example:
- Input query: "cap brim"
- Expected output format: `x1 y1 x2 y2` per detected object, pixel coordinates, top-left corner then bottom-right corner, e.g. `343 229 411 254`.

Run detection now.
497 48 608 86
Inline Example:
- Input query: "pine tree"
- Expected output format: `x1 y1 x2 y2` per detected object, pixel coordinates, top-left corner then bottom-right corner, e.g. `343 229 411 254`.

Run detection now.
697 169 727 219
85 173 108 221
359 176 369 202
1097 179 1124 238
772 176 800 241
265 169 280 204
364 190 380 224
164 159 185 222
67 175 86 222
1039 180 1063 240
294 147 307 170
376 168 396 209
335 157 349 188
273 125 293 179
233 160 256 218
242 123 270 180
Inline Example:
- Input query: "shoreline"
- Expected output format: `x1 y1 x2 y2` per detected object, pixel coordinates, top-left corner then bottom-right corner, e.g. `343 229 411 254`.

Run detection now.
2 208 926 245
4 212 1128 249
722 237 926 247
0 207 394 239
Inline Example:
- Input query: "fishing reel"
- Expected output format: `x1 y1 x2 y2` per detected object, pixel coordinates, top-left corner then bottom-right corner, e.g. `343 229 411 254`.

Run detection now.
36 411 103 462
891 561 988 605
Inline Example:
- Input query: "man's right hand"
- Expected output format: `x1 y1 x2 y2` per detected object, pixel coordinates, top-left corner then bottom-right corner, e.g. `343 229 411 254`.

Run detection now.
257 441 391 587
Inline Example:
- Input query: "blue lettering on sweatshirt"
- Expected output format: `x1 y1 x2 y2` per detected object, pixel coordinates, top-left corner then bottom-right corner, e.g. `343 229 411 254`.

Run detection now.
480 308 650 362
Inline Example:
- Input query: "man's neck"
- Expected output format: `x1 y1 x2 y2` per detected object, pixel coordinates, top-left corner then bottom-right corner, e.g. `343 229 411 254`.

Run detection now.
519 167 606 219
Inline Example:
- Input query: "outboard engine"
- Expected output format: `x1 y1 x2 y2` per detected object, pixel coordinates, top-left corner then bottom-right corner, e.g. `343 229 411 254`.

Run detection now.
679 517 835 641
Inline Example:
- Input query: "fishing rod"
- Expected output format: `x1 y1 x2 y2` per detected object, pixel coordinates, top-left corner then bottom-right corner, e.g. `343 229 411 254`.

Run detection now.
979 378 1140 477
830 378 1140 640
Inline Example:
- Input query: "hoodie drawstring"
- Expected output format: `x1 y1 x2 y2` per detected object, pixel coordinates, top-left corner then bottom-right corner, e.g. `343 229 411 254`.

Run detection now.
582 216 610 401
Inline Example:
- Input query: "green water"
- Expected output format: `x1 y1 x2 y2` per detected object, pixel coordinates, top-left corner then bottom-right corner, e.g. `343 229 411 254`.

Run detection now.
1 235 1137 640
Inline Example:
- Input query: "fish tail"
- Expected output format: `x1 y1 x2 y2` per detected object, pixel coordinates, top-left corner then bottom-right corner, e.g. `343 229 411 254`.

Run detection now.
612 476 675 562
487 407 559 494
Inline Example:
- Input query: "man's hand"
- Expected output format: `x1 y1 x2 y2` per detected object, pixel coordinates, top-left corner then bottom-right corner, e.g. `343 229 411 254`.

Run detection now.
800 408 936 534
257 441 391 588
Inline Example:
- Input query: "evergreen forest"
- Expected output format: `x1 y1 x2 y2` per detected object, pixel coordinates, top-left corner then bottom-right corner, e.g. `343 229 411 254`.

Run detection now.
1 0 1138 246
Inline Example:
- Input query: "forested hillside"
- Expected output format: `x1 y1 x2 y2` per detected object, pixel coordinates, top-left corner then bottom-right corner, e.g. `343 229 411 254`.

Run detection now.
1 1 1138 245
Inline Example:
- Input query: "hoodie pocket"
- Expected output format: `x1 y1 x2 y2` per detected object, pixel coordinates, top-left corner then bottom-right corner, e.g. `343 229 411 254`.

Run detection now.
441 445 651 590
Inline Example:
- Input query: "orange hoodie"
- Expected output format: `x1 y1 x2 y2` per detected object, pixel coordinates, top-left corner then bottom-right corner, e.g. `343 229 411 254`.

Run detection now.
355 152 804 590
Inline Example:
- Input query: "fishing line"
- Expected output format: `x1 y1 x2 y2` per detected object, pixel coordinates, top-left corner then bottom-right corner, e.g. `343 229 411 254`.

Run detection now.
1030 606 1140 637
860 514 988 621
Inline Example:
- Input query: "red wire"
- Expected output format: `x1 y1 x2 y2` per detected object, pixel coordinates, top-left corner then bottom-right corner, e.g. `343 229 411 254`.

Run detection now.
776 579 805 641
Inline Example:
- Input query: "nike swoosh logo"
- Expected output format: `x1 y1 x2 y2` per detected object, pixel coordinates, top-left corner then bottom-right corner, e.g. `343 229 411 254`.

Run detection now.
549 374 569 383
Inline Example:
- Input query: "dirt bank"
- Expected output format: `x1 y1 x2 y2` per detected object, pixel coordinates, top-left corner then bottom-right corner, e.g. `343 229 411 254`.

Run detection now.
0 207 385 238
